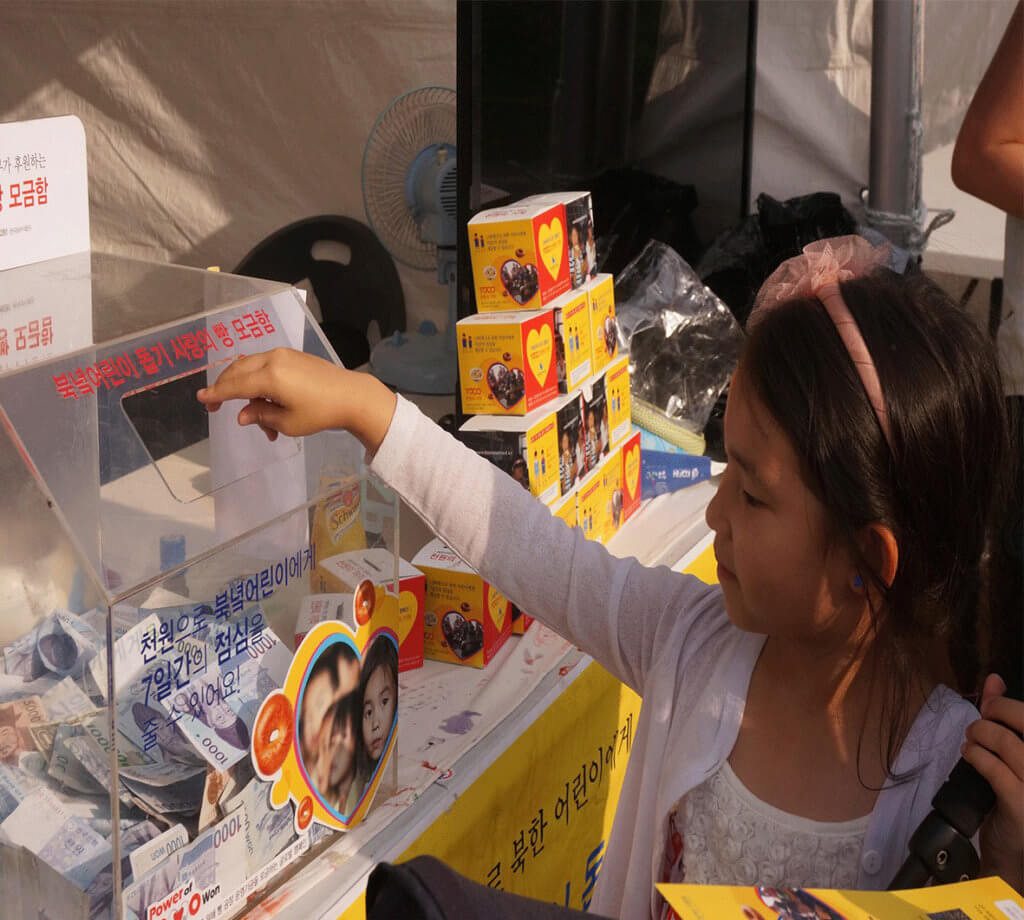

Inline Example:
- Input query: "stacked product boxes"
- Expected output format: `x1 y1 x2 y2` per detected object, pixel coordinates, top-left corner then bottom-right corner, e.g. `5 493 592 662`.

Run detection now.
456 192 642 638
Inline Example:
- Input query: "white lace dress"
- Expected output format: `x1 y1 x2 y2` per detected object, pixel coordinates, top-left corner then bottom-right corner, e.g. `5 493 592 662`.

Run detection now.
660 761 868 919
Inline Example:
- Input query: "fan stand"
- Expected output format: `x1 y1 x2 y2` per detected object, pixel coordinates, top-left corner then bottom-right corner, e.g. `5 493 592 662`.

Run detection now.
369 246 457 395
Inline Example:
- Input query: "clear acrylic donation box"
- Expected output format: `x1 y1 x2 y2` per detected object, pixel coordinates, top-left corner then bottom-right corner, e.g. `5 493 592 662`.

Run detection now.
0 252 402 919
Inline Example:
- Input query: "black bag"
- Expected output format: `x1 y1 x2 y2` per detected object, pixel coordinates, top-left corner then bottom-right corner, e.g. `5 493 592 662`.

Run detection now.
366 856 613 920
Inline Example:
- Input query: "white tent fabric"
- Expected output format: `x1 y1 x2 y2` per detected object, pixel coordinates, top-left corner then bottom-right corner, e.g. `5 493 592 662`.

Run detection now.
0 0 1014 326
636 0 1015 271
751 0 1015 272
0 0 456 333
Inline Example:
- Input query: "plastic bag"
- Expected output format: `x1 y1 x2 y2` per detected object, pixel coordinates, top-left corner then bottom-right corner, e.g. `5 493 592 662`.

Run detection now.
697 192 857 326
615 240 744 437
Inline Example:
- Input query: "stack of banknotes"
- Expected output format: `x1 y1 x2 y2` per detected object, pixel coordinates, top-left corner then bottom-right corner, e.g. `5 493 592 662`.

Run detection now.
0 602 329 920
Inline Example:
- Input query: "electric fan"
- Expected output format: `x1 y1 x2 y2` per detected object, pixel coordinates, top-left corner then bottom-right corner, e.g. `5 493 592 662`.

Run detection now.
362 86 457 394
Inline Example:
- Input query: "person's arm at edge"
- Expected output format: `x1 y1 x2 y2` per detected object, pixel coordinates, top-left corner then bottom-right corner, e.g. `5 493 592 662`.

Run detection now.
951 1 1024 219
962 673 1024 893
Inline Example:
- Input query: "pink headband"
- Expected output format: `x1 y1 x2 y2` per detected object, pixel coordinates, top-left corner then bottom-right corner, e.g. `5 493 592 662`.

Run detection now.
750 235 893 450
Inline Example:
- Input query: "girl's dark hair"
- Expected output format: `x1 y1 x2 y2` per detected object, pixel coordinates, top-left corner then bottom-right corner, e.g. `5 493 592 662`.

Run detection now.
359 635 399 697
742 267 1009 775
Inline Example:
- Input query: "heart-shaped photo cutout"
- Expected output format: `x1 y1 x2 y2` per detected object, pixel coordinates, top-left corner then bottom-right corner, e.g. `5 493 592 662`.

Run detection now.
441 611 484 660
486 362 525 410
292 630 397 826
500 259 539 305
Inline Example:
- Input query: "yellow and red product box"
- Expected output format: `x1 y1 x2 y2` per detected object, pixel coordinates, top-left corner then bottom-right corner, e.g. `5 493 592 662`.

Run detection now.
456 309 558 416
601 433 641 542
412 538 512 668
619 429 642 525
457 399 566 504
517 191 596 290
604 354 632 448
307 548 425 672
577 451 617 545
603 447 625 542
587 273 619 376
513 486 579 635
552 287 593 392
468 201 571 312
510 604 533 636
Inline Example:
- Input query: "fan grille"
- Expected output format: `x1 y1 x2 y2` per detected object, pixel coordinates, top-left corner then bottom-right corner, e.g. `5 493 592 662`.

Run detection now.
362 86 456 270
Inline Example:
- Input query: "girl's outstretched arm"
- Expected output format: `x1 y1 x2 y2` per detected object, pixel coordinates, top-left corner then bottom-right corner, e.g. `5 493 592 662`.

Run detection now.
963 673 1024 892
197 348 724 695
196 348 397 454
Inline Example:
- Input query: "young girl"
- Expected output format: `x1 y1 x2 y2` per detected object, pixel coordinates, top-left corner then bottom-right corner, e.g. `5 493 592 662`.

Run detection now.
198 237 1023 911
358 636 399 779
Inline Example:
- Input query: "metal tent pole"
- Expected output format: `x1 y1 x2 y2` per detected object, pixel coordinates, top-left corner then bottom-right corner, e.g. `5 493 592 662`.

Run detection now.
866 0 925 254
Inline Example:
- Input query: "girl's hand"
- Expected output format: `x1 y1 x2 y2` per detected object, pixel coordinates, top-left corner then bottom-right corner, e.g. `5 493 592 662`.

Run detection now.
196 348 397 454
963 673 1024 892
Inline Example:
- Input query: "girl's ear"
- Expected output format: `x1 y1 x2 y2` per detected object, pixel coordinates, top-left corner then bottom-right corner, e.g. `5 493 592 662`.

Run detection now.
858 523 899 589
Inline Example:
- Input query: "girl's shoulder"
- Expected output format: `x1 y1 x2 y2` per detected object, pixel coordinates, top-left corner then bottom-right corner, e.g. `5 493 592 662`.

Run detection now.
894 684 979 777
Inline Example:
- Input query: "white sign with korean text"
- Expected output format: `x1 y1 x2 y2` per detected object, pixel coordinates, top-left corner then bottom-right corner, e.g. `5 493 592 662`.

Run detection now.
0 115 90 271
0 251 94 372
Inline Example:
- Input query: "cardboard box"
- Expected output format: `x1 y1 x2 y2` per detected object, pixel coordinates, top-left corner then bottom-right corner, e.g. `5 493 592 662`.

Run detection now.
309 474 367 577
549 486 577 528
518 191 596 289
587 273 619 376
468 201 571 312
641 450 713 499
602 433 641 542
458 401 564 505
308 548 425 672
510 604 533 636
604 354 632 448
412 538 512 668
576 452 617 545
604 449 625 541
457 309 559 415
620 429 643 525
552 287 593 392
